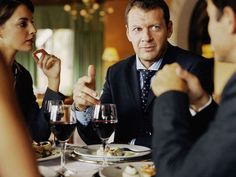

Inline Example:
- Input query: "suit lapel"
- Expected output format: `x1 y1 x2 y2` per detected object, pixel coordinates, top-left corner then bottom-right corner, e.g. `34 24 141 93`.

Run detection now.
126 44 178 111
159 44 177 69
146 44 177 110
125 57 142 109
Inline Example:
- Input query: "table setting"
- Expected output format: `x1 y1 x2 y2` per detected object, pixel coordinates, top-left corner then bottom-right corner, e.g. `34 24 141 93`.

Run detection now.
37 102 155 177
38 143 153 177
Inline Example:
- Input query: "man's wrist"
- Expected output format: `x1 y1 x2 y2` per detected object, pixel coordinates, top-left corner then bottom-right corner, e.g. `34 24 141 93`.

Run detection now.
73 105 92 126
191 95 212 112
72 102 87 112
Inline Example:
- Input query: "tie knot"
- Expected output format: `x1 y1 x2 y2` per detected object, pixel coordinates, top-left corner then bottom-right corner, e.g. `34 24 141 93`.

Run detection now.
139 69 156 80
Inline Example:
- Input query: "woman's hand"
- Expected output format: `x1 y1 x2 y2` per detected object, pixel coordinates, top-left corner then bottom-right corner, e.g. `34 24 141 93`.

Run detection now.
32 49 61 92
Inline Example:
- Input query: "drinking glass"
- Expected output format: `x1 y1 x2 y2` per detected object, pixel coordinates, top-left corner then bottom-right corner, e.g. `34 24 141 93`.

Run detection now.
91 104 118 166
50 104 77 176
43 100 63 146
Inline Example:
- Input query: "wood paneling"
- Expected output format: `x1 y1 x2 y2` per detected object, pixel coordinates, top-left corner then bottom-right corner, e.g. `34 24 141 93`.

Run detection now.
32 0 75 5
104 0 133 60
32 0 107 6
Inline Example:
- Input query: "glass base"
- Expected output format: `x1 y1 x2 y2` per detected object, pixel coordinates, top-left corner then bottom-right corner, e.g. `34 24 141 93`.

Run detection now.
57 167 75 177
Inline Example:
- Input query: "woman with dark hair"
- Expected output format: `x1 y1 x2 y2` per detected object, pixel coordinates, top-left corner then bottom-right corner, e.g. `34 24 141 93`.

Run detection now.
0 0 65 142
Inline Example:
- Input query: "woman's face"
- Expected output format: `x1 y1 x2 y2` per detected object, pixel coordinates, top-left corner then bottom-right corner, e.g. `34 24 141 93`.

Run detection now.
0 4 36 52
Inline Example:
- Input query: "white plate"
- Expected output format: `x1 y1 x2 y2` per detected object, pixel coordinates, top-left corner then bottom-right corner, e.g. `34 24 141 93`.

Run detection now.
99 161 154 177
73 144 151 162
37 148 61 162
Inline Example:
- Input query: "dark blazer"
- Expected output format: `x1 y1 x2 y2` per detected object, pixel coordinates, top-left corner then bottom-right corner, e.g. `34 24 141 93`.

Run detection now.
77 43 214 147
152 73 236 177
14 62 65 142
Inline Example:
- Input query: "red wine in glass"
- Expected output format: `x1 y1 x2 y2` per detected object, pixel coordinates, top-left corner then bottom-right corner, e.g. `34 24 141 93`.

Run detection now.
50 121 76 141
49 104 77 175
43 100 64 146
92 104 118 166
92 120 117 141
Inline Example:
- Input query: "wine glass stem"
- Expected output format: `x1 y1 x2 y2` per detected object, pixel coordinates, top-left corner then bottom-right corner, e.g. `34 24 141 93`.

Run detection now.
102 140 107 167
102 141 106 151
53 135 57 147
60 141 67 171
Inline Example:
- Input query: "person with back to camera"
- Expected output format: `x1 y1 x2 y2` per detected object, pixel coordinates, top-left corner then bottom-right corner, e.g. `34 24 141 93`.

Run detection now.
0 52 40 177
0 0 65 142
72 0 214 148
151 0 236 176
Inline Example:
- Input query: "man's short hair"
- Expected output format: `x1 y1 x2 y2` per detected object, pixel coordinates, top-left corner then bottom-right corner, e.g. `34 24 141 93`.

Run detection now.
212 0 236 20
125 0 170 26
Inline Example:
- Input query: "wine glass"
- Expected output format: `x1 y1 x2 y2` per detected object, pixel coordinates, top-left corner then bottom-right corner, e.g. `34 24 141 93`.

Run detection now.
49 104 77 176
43 100 63 146
91 104 118 166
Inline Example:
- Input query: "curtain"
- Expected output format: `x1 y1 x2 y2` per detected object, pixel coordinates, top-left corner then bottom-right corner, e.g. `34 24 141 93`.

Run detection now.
72 8 104 91
17 5 104 91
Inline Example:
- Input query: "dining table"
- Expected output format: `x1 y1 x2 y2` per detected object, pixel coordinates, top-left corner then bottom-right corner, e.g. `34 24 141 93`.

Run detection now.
37 143 152 177
38 155 100 177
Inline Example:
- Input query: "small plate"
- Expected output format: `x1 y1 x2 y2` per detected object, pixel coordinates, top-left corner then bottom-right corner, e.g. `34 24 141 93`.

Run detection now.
73 144 151 162
37 148 61 162
99 161 154 177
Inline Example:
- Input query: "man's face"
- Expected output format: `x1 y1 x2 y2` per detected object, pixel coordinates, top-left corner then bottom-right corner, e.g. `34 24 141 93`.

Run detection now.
206 0 233 62
126 7 172 67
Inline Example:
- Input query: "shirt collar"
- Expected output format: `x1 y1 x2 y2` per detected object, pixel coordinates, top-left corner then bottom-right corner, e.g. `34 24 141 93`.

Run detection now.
136 55 163 71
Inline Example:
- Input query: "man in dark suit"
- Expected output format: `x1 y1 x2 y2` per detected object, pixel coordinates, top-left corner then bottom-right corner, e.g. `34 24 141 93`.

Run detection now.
73 0 213 147
151 0 236 176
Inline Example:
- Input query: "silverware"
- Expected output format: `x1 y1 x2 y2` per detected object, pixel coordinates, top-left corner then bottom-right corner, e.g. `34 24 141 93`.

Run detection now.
66 145 88 151
120 147 151 153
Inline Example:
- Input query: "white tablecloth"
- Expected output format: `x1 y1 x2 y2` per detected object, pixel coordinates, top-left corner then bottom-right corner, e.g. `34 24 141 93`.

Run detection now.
38 155 100 177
